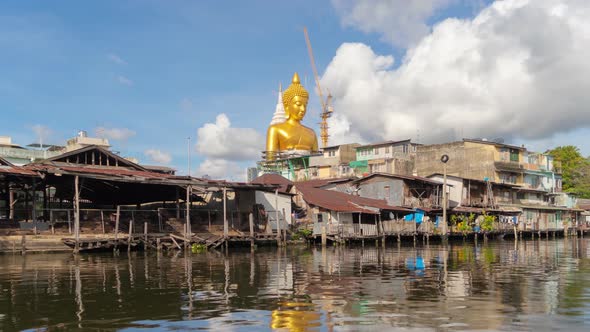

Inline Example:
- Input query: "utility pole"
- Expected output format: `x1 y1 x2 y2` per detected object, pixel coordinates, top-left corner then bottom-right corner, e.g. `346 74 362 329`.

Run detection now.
441 155 449 243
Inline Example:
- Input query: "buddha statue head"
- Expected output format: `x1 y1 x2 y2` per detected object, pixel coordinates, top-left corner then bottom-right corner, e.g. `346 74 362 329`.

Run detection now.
282 72 309 122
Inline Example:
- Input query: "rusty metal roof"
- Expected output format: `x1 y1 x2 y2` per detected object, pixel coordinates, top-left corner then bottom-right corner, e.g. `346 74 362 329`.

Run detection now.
0 165 39 176
251 173 292 193
353 172 442 186
295 183 411 214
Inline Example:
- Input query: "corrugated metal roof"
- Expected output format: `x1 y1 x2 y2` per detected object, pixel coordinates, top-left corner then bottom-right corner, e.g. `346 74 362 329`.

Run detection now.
295 184 411 214
0 165 39 176
353 172 443 185
251 173 292 193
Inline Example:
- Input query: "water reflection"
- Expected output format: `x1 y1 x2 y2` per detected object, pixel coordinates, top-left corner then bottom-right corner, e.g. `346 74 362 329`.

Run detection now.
0 238 589 331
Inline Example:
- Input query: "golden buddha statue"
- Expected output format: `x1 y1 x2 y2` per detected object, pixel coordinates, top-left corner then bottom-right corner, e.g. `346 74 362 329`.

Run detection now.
266 73 318 160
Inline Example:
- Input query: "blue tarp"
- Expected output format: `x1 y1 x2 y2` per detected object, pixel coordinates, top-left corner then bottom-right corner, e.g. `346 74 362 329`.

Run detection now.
404 210 425 224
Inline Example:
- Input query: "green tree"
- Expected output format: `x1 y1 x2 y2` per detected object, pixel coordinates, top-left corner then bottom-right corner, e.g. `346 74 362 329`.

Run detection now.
548 146 590 198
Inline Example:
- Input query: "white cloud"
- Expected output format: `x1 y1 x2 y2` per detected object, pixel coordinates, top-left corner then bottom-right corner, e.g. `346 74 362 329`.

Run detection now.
30 124 52 144
196 113 264 161
95 127 136 141
144 149 172 164
332 0 458 48
195 158 245 181
322 0 590 146
107 53 126 65
117 75 133 86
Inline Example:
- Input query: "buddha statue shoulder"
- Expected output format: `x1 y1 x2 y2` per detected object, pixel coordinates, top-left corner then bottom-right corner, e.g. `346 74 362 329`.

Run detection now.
266 73 319 160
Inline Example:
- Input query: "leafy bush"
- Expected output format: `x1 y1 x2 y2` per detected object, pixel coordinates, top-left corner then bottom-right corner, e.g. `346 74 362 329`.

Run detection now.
481 212 495 232
191 243 207 253
457 220 472 234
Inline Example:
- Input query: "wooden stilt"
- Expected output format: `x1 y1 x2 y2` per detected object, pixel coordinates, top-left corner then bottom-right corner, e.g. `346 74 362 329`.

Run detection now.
74 176 80 254
249 213 255 251
144 222 148 251
223 187 228 238
114 206 120 253
101 210 105 235
127 215 133 252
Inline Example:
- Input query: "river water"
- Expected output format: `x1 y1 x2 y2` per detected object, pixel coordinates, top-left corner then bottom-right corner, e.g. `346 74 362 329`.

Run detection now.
1 238 589 331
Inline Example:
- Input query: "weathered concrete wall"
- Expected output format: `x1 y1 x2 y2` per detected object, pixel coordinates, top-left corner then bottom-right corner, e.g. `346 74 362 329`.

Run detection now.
415 142 496 181
392 158 415 175
428 175 463 208
357 178 404 206
255 191 292 225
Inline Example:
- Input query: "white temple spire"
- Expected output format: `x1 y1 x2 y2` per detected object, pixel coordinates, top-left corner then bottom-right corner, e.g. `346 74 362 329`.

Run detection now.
269 82 287 125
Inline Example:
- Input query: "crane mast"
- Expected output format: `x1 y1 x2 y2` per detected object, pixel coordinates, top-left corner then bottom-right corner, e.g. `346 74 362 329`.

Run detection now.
303 27 332 148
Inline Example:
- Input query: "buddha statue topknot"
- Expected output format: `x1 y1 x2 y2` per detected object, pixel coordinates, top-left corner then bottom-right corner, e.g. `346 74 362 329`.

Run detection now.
266 73 318 160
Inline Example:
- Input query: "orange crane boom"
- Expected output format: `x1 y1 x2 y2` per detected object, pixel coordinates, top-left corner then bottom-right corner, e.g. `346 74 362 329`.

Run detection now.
303 27 332 148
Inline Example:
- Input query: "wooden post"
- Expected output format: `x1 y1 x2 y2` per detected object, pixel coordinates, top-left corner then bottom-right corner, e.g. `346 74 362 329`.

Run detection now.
32 178 37 235
157 208 163 232
101 210 105 235
42 183 48 222
114 206 120 252
186 185 191 246
514 225 518 242
208 210 211 232
379 214 385 247
321 225 327 247
21 235 26 255
144 221 148 251
25 187 30 222
249 212 255 251
9 186 14 221
175 186 180 220
68 210 72 234
3 181 9 221
74 176 80 254
50 210 55 234
275 189 280 245
128 215 133 252
282 208 287 246
358 212 363 237
223 187 228 238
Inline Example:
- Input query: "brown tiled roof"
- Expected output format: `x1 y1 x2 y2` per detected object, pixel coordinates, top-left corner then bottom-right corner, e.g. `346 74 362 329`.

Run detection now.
295 184 411 214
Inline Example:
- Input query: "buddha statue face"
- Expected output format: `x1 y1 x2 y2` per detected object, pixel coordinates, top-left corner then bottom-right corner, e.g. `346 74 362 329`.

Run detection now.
285 95 308 122
282 72 309 122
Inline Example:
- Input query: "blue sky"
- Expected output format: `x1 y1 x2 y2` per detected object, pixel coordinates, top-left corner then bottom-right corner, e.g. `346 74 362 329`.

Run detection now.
2 0 589 179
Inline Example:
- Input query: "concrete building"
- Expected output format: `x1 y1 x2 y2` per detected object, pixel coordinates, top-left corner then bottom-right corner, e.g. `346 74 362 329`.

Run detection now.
0 136 63 165
351 139 419 176
415 139 562 190
65 131 110 152
308 143 359 179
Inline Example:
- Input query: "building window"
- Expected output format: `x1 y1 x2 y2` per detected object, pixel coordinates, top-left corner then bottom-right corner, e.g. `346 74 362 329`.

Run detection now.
510 149 519 162
517 192 525 199
327 150 336 157
403 144 408 154
384 146 390 153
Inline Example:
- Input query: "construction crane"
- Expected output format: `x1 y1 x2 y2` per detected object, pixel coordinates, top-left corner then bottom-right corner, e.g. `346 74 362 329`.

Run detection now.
303 27 333 148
